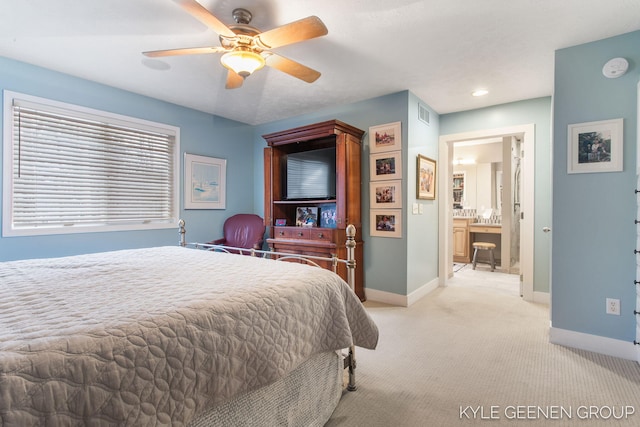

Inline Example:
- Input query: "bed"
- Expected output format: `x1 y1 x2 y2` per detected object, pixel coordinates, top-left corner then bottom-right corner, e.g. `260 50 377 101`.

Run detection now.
0 222 378 426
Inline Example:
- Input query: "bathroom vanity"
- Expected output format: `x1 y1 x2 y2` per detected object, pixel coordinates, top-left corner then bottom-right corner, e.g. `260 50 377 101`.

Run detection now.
454 218 502 265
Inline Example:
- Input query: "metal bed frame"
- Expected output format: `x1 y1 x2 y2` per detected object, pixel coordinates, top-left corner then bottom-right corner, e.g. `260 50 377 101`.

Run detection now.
178 219 359 391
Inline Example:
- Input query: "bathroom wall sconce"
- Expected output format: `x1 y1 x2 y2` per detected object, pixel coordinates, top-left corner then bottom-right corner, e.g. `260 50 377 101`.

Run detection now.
602 57 628 78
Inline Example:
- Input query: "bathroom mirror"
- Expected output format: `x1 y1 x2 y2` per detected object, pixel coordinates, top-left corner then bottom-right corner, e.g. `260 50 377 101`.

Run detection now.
452 162 502 211
452 139 503 212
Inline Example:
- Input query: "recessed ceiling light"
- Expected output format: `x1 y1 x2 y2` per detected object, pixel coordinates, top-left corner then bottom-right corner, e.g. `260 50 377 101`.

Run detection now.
472 89 488 97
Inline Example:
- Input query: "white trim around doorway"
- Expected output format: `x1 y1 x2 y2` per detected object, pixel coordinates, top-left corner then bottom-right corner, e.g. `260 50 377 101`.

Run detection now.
438 124 535 302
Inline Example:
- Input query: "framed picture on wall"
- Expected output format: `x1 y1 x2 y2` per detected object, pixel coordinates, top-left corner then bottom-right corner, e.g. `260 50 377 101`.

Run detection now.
370 209 402 238
370 151 402 181
369 121 401 153
184 153 226 209
567 118 623 174
370 180 402 209
416 154 436 200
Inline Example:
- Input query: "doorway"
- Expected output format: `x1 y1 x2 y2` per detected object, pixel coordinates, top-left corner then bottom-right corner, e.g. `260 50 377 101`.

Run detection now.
438 124 535 301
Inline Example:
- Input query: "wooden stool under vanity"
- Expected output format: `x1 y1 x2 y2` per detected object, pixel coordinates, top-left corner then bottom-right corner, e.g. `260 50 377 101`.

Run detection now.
471 242 496 271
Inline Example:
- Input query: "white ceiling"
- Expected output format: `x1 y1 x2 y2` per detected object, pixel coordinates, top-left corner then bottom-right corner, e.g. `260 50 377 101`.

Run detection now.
1 0 639 126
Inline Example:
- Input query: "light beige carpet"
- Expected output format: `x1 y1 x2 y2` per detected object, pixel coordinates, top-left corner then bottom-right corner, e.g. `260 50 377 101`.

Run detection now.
327 266 640 426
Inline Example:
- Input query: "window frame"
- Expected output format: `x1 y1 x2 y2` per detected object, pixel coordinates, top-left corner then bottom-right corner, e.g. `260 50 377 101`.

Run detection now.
2 90 181 237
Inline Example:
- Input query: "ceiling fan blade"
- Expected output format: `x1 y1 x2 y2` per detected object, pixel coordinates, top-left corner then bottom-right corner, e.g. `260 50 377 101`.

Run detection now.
225 69 244 89
172 0 236 38
256 16 328 49
143 46 226 57
265 53 321 83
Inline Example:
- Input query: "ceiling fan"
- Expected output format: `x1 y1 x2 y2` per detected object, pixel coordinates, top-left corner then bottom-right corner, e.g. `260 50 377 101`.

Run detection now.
143 0 328 89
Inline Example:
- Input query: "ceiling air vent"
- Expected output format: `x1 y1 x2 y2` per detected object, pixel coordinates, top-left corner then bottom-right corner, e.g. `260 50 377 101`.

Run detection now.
418 104 430 125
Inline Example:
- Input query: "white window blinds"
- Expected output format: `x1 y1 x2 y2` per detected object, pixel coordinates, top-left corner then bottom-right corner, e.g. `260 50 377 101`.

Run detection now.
3 93 179 236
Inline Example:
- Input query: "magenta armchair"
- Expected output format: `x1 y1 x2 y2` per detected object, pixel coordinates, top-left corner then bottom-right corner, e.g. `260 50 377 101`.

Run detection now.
209 214 265 253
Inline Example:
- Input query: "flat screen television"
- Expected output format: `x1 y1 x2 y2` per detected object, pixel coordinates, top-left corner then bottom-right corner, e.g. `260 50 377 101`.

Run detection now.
285 147 336 200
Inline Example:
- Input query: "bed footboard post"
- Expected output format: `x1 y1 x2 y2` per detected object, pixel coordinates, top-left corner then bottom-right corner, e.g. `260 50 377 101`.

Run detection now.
345 224 358 391
347 346 357 391
345 224 356 293
178 219 186 247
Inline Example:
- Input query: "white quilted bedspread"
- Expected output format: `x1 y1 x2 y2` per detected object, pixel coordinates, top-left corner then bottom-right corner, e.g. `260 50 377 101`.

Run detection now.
0 246 378 426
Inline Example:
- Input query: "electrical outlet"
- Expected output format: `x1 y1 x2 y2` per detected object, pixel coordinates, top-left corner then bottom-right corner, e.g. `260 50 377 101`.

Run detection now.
606 298 620 315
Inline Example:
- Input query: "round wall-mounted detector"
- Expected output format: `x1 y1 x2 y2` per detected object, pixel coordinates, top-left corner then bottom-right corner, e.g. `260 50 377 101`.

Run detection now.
602 57 628 78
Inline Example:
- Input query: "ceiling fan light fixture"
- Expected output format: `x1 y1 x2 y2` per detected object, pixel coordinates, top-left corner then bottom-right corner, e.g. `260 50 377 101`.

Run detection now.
144 4 327 88
221 49 265 77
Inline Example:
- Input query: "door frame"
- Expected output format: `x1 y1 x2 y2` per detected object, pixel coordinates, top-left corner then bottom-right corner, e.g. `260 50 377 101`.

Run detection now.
636 80 639 364
438 124 535 301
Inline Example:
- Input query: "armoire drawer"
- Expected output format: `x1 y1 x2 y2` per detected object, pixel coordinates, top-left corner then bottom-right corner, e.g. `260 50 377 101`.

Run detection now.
273 227 334 242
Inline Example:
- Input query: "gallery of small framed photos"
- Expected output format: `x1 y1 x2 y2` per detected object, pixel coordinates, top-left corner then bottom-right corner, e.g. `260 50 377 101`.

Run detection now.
369 121 402 238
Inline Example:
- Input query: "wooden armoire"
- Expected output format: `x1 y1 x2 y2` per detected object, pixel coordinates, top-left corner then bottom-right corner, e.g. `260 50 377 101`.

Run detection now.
262 120 365 300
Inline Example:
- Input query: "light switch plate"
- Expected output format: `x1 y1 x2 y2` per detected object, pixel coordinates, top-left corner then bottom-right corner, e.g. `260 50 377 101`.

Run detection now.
412 203 419 214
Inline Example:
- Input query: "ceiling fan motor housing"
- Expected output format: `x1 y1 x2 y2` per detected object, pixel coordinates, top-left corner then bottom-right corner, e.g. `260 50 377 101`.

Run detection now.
232 8 252 25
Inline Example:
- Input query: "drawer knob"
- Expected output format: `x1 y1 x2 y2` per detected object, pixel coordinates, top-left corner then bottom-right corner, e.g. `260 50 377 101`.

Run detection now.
317 233 323 238
297 232 303 237
279 231 284 236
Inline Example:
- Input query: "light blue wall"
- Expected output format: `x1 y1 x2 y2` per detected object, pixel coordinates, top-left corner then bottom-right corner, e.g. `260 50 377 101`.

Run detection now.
406 92 440 294
0 56 254 261
0 57 442 299
252 91 440 296
440 97 553 293
552 31 639 342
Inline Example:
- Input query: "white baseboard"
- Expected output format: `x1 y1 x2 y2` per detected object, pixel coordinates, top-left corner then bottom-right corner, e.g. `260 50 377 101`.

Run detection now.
407 277 440 306
549 327 637 361
365 278 439 307
533 291 550 305
365 288 408 306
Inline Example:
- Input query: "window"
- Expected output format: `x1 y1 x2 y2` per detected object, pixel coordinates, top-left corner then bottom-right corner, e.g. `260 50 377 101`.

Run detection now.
3 91 180 236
